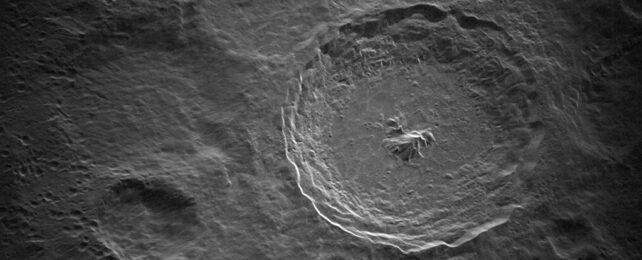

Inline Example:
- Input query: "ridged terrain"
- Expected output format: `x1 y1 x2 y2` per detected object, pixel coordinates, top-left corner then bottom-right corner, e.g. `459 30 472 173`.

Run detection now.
1 0 641 259
283 4 542 253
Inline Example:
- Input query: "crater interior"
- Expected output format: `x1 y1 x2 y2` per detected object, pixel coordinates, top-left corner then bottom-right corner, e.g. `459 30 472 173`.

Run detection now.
283 4 544 253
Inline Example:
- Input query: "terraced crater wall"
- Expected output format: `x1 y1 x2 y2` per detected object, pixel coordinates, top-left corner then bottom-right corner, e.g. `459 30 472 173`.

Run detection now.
283 4 546 253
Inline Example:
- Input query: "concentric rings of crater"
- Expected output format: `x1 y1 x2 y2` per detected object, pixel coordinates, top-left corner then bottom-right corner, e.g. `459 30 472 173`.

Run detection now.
283 4 544 253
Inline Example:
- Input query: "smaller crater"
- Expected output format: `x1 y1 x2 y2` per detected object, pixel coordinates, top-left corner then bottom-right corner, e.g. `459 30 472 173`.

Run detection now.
98 178 203 258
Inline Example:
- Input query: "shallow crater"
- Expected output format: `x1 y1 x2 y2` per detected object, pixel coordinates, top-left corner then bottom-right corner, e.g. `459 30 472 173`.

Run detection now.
96 178 204 258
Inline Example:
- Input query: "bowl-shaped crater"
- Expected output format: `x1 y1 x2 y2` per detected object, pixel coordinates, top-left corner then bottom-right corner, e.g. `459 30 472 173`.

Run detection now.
283 4 544 253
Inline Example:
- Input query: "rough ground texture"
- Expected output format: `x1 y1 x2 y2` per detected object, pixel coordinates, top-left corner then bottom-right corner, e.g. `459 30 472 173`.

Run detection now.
1 0 641 259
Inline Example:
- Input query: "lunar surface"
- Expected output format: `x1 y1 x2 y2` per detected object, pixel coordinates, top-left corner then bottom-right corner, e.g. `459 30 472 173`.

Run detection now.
1 0 641 259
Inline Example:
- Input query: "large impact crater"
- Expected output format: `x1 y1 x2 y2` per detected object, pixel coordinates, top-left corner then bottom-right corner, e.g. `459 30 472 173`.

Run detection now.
283 4 544 253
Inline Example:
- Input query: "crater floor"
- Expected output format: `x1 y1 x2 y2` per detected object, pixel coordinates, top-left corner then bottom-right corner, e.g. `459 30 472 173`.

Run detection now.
283 4 545 252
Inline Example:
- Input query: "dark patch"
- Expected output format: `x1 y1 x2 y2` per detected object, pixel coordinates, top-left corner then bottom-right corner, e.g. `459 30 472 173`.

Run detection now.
159 140 197 155
552 218 592 236
450 9 503 31
319 38 355 59
527 120 546 131
338 4 448 38
576 250 600 260
102 255 120 260
140 183 196 212
236 1 252 8
110 178 196 213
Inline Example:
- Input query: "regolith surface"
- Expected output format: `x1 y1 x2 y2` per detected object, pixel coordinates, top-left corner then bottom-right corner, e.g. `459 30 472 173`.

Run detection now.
1 0 641 259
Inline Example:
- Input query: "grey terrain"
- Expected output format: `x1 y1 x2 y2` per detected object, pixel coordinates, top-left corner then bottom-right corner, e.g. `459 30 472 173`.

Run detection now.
1 0 641 259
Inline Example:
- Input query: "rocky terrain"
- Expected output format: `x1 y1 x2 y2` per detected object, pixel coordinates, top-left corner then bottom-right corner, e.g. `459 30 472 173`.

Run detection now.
1 0 641 259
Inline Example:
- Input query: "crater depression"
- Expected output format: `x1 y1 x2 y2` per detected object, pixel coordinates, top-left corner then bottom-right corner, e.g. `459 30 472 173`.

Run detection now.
282 4 545 253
